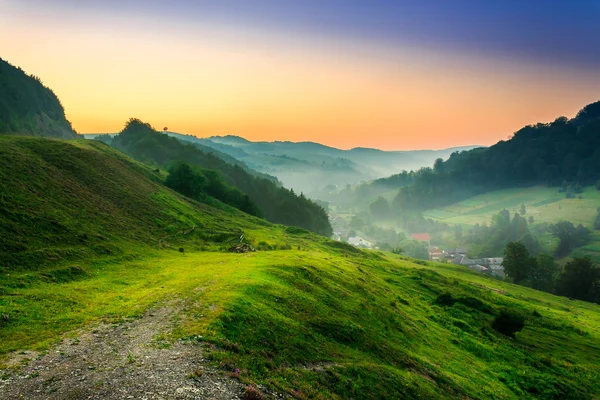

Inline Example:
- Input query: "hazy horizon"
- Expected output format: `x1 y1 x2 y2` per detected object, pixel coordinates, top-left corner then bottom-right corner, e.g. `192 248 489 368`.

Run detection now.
2 0 599 150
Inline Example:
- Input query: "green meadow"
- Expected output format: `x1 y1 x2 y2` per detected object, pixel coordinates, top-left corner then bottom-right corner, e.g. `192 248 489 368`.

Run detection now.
423 186 600 227
2 136 600 399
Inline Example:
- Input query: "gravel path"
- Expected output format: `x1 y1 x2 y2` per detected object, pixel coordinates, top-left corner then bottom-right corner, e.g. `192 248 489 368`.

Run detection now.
0 305 245 399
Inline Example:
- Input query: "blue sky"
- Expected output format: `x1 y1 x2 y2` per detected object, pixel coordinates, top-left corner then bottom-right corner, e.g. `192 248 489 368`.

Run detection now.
38 0 600 70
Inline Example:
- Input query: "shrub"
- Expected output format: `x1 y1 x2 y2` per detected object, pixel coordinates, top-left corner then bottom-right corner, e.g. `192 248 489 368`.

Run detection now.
285 226 310 235
435 293 456 306
243 385 264 400
256 241 272 251
492 309 525 338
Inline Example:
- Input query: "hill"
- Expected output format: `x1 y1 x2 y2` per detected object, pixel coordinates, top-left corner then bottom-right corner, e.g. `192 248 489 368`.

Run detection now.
0 135 268 271
1 136 600 399
0 58 76 138
172 133 480 194
392 101 600 212
111 119 332 236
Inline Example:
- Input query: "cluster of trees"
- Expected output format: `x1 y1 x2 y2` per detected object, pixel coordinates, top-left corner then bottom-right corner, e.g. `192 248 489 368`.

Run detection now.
0 58 76 138
165 163 261 217
550 220 591 257
559 180 584 199
504 242 600 303
460 210 539 256
457 209 590 258
392 101 600 212
112 119 332 236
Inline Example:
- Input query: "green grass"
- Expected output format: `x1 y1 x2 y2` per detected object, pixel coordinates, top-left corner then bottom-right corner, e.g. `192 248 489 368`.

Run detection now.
2 247 600 399
1 136 600 399
423 186 600 227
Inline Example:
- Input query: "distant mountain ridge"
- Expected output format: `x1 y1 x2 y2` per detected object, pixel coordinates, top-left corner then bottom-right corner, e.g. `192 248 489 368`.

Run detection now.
111 120 332 236
0 58 77 139
170 133 481 193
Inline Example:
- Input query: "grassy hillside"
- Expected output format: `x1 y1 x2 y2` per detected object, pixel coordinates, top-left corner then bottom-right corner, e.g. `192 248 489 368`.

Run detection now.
0 135 269 271
423 186 600 227
0 58 76 138
1 137 600 399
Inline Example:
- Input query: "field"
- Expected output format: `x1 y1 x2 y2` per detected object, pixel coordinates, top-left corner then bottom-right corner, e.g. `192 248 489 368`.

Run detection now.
423 186 600 227
2 136 600 399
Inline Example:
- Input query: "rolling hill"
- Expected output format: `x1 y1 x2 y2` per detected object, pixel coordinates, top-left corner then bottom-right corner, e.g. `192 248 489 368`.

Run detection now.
0 135 267 271
0 58 76 139
391 101 600 213
1 136 600 399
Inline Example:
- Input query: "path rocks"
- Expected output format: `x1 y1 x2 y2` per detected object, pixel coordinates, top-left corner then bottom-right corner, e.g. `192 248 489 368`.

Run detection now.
0 305 245 399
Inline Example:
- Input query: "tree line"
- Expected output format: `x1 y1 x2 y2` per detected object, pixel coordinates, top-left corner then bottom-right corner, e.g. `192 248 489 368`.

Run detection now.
112 119 332 236
0 58 76 137
392 101 600 212
504 242 600 304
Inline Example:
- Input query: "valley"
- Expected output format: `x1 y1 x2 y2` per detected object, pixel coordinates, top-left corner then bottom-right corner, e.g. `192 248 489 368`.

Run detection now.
2 7 600 397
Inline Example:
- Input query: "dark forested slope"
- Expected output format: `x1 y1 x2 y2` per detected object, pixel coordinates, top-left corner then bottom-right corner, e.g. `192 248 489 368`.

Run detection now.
0 58 76 138
393 101 600 211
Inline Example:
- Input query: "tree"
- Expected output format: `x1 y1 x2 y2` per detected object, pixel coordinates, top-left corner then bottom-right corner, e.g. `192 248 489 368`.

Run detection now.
400 240 429 260
165 163 205 198
350 216 365 231
369 196 390 220
556 257 600 303
551 221 577 257
530 253 559 292
433 158 445 174
503 241 535 284
520 204 526 215
492 309 525 338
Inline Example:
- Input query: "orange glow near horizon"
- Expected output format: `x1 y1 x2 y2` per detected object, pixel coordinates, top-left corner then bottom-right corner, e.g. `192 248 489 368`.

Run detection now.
1 6 599 150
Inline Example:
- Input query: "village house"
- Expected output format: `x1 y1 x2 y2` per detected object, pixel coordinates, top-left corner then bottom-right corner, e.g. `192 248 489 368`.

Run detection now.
428 246 443 261
348 236 373 249
411 233 431 245
451 255 504 278
442 248 468 258
330 215 350 239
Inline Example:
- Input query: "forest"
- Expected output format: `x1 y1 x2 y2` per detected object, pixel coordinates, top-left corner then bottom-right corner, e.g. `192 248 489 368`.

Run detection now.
392 101 600 212
0 58 76 138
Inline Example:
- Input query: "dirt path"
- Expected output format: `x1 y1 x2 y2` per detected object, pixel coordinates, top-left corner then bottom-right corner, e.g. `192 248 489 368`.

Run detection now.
0 305 245 399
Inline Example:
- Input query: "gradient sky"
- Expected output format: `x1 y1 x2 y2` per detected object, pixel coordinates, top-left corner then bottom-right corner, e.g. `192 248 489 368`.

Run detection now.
1 0 599 150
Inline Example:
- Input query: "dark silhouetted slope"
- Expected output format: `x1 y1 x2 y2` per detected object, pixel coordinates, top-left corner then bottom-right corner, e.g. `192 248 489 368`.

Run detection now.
0 58 76 138
393 100 600 211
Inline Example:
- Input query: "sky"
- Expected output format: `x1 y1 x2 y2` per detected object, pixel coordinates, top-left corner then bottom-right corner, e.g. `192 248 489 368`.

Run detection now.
1 0 599 150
